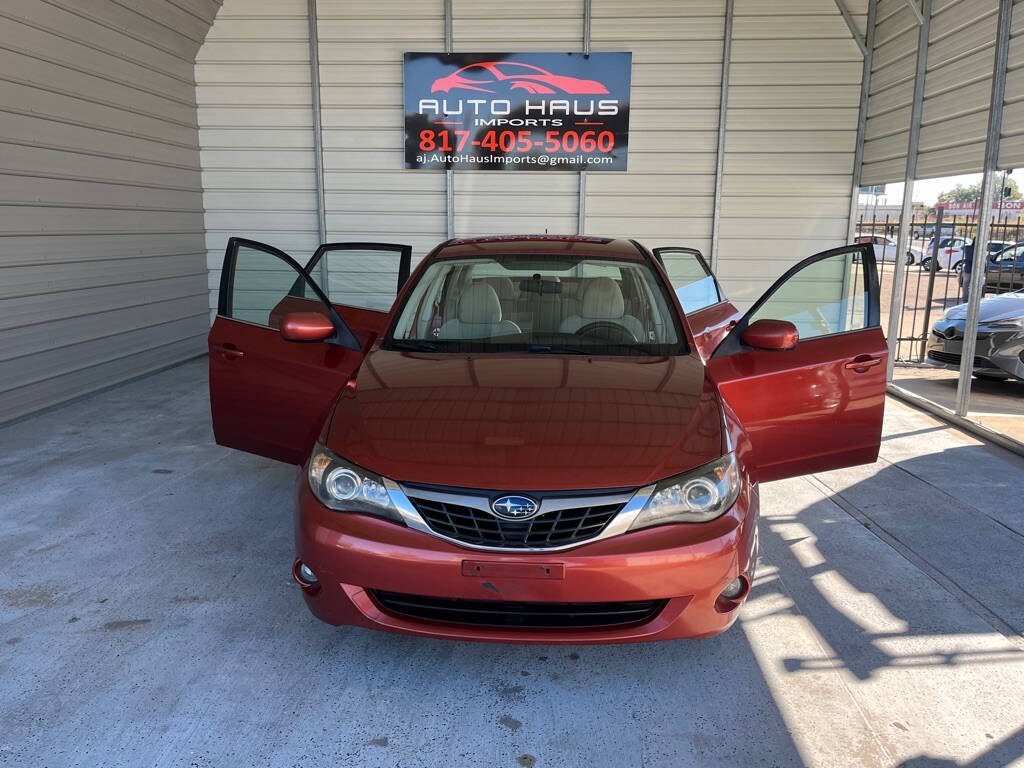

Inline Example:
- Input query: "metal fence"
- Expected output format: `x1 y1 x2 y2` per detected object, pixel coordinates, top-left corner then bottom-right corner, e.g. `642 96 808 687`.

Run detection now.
854 212 1024 362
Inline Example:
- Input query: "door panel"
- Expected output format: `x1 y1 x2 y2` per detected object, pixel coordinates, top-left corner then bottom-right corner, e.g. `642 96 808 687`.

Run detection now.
209 238 364 464
707 244 886 483
304 242 412 343
685 302 742 360
652 246 740 359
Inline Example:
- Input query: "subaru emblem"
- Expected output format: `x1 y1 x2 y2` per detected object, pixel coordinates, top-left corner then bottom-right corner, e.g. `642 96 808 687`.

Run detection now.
491 495 539 521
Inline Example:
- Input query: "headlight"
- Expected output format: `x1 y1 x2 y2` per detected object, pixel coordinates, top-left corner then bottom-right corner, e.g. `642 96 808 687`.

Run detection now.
308 442 402 523
628 453 740 532
983 317 1024 330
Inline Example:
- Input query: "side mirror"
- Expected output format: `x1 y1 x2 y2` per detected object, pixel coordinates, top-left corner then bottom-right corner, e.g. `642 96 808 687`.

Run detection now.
741 319 799 351
280 312 335 342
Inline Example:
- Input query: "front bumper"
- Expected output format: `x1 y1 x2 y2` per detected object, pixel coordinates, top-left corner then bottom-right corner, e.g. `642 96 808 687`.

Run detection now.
925 323 1024 379
293 479 759 643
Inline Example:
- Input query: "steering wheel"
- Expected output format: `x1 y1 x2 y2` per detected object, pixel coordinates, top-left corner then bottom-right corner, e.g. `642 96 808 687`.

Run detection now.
574 321 640 343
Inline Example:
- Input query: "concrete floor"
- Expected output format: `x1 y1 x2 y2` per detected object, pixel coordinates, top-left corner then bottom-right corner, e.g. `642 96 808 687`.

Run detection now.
2 358 1023 768
893 365 1024 443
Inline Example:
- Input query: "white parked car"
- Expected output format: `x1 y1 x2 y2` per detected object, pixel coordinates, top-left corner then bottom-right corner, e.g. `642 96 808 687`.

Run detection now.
925 235 953 254
923 239 1012 273
854 234 925 265
921 237 968 272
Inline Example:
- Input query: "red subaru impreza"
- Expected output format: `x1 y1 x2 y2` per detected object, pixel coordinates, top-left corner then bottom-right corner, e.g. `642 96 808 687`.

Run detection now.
209 235 885 643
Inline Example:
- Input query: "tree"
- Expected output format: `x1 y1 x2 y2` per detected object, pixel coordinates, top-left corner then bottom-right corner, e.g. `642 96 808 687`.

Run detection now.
936 177 1022 204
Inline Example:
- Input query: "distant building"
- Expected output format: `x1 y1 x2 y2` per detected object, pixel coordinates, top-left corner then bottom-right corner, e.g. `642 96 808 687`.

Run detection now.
855 202 928 223
940 200 1024 221
855 199 1024 224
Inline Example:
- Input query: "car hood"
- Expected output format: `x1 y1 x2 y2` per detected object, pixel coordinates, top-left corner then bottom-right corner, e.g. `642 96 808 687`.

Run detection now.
943 292 1024 324
326 350 723 491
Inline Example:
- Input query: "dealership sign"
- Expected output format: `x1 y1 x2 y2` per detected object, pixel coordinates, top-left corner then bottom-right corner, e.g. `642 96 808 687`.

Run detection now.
403 52 631 171
943 200 1024 211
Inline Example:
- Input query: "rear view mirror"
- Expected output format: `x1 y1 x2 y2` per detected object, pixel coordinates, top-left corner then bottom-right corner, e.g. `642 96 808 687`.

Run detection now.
741 319 799 351
280 312 335 342
519 276 562 294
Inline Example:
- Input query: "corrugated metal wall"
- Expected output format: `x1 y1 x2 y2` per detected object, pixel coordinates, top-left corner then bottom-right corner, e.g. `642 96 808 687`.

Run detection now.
718 0 866 305
196 0 318 322
998 0 1024 167
5 0 1019 423
195 0 725 272
452 0 586 239
320 1 446 254
585 0 723 256
197 0 866 314
917 0 998 179
861 0 1011 186
862 0 920 185
0 0 220 424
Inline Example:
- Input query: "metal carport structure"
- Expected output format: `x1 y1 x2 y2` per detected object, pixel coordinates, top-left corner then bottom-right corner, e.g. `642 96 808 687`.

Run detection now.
0 0 1020 451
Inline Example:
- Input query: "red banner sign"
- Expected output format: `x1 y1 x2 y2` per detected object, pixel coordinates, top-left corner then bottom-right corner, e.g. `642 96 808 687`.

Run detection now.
943 200 1024 211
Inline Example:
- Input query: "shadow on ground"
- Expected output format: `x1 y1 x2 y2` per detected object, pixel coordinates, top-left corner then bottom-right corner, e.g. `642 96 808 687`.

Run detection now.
1 360 1022 767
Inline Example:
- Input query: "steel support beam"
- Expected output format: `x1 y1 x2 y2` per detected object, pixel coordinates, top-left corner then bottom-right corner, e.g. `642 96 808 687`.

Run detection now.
955 0 1013 416
834 0 868 57
903 0 924 25
578 0 592 235
884 0 930 383
709 0 734 272
847 0 878 244
578 169 587 234
306 0 328 288
583 0 591 54
444 0 454 240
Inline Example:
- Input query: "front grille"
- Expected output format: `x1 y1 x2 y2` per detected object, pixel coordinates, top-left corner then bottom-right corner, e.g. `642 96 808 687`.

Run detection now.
371 591 667 629
409 495 623 549
928 350 993 368
928 350 962 365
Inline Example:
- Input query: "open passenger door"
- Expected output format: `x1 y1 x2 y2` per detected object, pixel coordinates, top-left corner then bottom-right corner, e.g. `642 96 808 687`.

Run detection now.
705 243 886 483
653 246 741 359
208 238 366 464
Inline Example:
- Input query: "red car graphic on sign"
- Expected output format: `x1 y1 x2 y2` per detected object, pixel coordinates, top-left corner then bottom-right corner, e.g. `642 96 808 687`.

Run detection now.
431 60 610 95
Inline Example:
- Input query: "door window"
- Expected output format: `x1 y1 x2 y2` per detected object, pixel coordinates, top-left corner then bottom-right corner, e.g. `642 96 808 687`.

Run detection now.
225 241 332 329
744 247 874 342
304 243 412 312
652 247 723 313
995 245 1024 264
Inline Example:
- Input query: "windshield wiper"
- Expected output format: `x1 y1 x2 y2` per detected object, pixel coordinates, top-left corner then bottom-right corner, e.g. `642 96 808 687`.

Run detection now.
388 339 440 352
607 342 657 356
528 344 591 355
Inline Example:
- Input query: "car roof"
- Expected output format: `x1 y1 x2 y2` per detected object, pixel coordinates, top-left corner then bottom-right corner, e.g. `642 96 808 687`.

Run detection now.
434 235 648 262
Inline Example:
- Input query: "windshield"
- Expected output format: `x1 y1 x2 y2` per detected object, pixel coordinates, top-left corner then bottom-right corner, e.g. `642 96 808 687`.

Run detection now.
385 254 685 355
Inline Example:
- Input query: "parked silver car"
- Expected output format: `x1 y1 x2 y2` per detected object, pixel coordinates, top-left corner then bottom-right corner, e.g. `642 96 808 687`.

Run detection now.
926 290 1024 379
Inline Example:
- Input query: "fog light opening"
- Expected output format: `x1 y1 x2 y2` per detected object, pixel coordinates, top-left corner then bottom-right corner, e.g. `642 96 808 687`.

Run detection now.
714 575 750 613
293 559 320 592
720 577 745 600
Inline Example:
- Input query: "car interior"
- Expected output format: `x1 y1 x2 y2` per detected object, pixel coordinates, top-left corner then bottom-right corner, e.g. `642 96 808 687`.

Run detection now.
392 257 678 346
